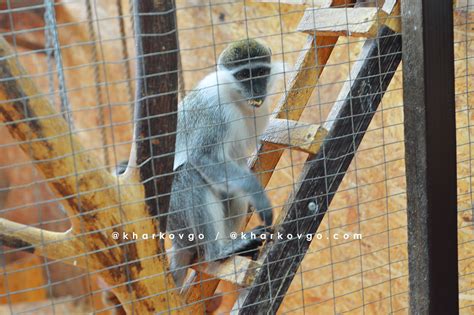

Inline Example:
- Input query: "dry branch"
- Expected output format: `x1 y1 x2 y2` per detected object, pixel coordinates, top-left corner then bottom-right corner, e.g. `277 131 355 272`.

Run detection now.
0 219 80 263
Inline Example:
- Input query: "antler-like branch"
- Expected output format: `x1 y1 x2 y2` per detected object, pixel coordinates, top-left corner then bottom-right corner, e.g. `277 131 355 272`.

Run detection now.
0 35 182 313
0 218 86 265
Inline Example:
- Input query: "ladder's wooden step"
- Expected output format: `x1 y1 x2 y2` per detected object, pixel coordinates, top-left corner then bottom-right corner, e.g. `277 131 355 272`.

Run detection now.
382 0 401 32
297 0 400 37
297 7 383 37
261 118 327 155
190 256 260 287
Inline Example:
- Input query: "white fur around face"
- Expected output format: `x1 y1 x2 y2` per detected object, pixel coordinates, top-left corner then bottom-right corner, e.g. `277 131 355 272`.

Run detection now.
220 62 286 164
173 62 285 170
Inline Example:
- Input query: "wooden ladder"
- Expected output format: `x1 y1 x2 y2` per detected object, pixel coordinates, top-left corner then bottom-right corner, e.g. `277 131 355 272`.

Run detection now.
182 0 402 313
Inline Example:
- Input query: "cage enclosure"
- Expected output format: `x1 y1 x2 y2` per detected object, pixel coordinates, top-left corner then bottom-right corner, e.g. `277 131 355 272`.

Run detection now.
0 0 470 314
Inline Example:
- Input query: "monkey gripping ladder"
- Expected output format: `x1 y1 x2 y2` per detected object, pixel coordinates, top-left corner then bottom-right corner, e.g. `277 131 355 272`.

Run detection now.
182 0 402 313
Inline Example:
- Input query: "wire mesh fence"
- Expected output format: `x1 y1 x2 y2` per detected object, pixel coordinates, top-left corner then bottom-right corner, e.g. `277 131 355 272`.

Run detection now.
455 2 474 314
0 0 467 314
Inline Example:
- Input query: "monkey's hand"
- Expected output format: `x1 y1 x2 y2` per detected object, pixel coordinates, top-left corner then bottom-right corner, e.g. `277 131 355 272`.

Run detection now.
250 192 273 228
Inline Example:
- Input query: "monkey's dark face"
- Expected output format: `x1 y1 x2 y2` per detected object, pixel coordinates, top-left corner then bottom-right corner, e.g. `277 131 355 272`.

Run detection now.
233 65 271 108
218 38 273 107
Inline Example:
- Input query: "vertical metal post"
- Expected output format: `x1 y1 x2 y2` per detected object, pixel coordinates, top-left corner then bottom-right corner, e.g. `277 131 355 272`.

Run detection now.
402 1 459 314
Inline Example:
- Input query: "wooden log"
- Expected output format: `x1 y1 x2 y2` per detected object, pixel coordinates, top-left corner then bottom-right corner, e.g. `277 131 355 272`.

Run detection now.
0 34 182 313
0 0 181 313
234 25 402 314
0 36 116 232
0 1 64 53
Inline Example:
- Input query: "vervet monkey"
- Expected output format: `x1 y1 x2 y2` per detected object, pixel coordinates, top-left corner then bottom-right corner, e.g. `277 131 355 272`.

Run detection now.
168 39 284 286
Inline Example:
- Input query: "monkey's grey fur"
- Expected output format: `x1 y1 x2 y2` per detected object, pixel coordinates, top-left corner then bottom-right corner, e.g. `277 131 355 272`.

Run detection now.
168 39 283 286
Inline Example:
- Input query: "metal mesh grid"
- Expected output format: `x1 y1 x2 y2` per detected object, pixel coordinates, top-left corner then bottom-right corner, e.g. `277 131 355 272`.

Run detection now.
0 0 460 314
454 2 474 314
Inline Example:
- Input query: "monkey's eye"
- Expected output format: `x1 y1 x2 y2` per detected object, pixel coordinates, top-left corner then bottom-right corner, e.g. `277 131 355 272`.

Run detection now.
234 69 250 81
254 68 265 78
252 67 270 79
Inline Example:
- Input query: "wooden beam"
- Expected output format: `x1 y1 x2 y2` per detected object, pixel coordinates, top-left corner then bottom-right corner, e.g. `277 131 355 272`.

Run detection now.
297 0 400 37
455 0 474 12
298 7 382 37
250 0 357 187
234 25 402 314
181 271 219 313
384 0 401 33
130 0 179 235
181 257 260 312
382 0 397 13
402 0 459 313
250 35 338 186
261 119 327 155
191 256 261 288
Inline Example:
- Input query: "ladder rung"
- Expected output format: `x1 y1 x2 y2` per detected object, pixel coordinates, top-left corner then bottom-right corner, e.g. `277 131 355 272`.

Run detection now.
191 256 260 287
298 7 382 37
261 118 327 155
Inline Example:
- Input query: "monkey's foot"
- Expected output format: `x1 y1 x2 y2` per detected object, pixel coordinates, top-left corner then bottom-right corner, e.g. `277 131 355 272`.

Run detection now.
218 225 272 261
217 237 262 261
251 224 274 235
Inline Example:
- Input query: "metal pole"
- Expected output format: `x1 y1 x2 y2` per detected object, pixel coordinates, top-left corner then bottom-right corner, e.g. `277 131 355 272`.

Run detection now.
402 0 459 313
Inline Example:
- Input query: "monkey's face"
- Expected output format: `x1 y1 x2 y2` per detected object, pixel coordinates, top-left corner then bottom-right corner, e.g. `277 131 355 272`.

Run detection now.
218 38 273 107
233 65 271 108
